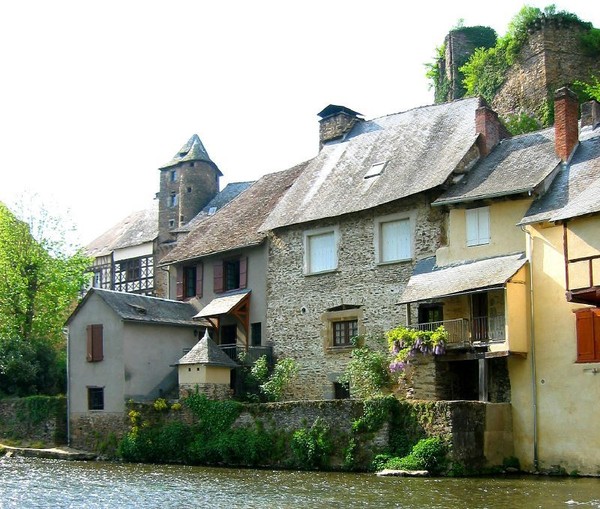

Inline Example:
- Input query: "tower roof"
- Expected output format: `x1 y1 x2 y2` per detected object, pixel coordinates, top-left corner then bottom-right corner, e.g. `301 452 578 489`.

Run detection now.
159 134 221 174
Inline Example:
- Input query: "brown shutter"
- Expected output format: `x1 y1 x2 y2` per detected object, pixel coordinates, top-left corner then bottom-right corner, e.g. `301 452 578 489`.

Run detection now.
176 266 183 301
214 261 224 294
576 309 595 362
92 324 104 362
196 263 203 298
86 325 93 361
239 257 248 289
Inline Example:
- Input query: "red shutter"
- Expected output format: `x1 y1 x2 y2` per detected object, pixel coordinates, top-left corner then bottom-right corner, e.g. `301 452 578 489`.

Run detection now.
92 324 104 362
86 325 93 361
196 263 203 298
214 261 224 294
576 309 596 362
176 266 183 301
239 257 248 289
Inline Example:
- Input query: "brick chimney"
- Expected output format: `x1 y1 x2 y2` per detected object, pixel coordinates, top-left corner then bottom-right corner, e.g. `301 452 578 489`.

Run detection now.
581 99 600 130
554 87 579 162
317 105 363 149
475 105 507 157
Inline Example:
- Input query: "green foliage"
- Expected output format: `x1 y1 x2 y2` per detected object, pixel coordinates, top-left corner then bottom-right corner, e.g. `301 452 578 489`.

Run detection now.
503 455 521 470
2 395 67 445
377 437 447 474
184 393 242 434
340 343 391 399
250 355 269 383
291 418 333 470
152 398 168 412
503 112 542 135
259 357 298 402
581 28 600 56
352 396 396 433
575 75 600 102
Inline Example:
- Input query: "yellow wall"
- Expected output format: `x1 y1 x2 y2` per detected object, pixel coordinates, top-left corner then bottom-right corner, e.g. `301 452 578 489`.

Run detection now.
509 218 600 474
178 364 231 385
505 265 530 354
437 199 531 266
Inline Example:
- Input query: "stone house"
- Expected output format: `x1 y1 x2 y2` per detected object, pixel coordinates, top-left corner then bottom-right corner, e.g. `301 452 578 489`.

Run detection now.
260 99 510 400
85 134 251 298
158 164 304 368
66 288 207 446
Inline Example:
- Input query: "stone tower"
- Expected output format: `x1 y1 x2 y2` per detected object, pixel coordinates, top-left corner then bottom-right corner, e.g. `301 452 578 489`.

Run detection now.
157 134 221 246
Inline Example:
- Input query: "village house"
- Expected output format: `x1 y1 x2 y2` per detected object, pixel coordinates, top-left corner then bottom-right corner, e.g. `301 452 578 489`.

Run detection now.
260 99 509 400
66 288 207 448
158 164 305 373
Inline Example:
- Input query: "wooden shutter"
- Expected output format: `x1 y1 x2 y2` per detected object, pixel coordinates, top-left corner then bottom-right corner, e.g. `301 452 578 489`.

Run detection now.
176 266 184 301
466 209 478 246
196 263 203 298
213 261 224 294
239 257 248 289
86 324 103 362
576 309 597 362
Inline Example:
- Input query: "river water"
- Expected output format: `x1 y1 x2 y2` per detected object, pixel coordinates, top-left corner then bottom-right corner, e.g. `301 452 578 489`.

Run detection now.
0 456 599 508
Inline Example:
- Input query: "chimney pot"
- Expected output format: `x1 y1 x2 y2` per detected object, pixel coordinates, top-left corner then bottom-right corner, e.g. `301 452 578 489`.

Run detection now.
554 87 579 162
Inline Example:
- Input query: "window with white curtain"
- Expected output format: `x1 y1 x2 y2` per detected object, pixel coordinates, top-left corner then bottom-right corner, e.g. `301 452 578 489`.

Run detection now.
304 227 338 274
375 213 413 264
466 207 490 246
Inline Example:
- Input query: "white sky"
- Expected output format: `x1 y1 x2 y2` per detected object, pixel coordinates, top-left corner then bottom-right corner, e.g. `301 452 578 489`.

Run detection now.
1 1 598 245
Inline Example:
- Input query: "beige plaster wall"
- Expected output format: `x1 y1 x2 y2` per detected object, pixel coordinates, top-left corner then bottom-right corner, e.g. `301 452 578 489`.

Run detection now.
178 364 231 385
505 265 530 354
436 199 530 266
509 220 600 475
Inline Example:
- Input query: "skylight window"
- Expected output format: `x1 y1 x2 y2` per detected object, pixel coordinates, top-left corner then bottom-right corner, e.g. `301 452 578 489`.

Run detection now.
365 161 387 179
208 207 217 215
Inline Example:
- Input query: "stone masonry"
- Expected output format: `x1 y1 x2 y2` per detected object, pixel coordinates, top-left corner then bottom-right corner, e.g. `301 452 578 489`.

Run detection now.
266 194 446 400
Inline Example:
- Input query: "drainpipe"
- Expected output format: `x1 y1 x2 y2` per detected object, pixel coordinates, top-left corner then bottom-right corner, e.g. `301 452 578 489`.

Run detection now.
523 226 539 471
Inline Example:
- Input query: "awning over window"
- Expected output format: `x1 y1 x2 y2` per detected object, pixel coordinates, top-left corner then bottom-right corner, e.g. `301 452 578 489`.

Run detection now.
193 291 250 319
398 253 527 304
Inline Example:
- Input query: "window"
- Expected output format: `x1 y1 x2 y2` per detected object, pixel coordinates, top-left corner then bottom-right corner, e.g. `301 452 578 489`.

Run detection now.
333 382 350 399
321 305 363 351
176 264 203 300
466 207 490 247
170 170 177 182
169 192 178 208
213 258 247 293
365 161 387 179
375 215 412 263
122 259 141 282
333 320 358 346
87 387 104 410
251 322 262 346
575 308 600 362
86 324 103 362
169 219 175 228
187 186 192 193
304 228 338 274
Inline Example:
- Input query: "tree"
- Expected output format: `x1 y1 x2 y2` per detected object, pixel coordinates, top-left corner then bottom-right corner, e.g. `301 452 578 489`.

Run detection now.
0 200 90 395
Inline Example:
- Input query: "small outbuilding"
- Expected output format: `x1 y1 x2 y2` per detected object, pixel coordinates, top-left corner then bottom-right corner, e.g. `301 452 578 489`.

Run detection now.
177 329 238 399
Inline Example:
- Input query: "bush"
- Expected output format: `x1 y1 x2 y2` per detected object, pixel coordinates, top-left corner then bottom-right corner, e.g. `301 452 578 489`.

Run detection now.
341 345 391 399
376 437 447 474
291 418 332 470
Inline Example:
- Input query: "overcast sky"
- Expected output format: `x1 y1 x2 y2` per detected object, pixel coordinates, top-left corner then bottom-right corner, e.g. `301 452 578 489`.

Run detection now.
1 1 598 245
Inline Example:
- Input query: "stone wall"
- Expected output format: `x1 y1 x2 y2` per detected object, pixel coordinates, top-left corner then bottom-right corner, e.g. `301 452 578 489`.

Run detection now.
0 397 67 446
266 195 445 400
493 23 600 122
69 412 128 451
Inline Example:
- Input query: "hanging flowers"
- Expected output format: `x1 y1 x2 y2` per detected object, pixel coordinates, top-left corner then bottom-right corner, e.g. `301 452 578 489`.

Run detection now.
386 325 448 374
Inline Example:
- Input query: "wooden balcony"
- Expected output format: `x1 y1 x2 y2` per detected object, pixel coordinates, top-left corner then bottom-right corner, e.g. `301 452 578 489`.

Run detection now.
565 253 600 305
413 316 506 349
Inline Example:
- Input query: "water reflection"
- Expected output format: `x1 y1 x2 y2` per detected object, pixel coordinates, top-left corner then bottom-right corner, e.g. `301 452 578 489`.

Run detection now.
0 456 599 508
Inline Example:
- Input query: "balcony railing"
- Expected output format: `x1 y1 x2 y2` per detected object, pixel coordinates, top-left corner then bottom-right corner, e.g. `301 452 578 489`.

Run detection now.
413 316 506 348
220 344 274 364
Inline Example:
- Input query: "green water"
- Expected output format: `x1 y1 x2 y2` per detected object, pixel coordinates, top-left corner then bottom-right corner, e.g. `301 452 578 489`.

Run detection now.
0 456 599 508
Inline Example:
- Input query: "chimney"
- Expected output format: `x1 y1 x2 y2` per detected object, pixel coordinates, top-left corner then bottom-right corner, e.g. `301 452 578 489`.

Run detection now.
317 105 363 149
554 87 579 162
581 99 600 130
475 105 507 157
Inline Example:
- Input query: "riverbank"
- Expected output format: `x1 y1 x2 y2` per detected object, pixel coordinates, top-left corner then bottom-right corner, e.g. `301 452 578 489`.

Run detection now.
0 443 96 461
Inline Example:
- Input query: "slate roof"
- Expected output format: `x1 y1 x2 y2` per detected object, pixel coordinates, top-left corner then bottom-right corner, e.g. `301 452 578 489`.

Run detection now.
159 134 222 175
434 128 561 205
66 288 202 327
173 181 254 234
261 98 482 231
521 128 600 224
86 205 158 258
177 330 238 368
160 164 305 265
398 253 527 304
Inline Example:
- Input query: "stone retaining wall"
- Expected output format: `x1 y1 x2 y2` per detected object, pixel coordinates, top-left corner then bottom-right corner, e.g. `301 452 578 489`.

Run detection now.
0 397 67 446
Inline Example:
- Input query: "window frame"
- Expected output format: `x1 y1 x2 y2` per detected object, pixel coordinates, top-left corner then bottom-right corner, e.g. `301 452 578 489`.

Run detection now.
466 206 491 247
321 307 364 352
87 386 104 411
374 212 414 265
86 324 104 362
303 226 339 275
